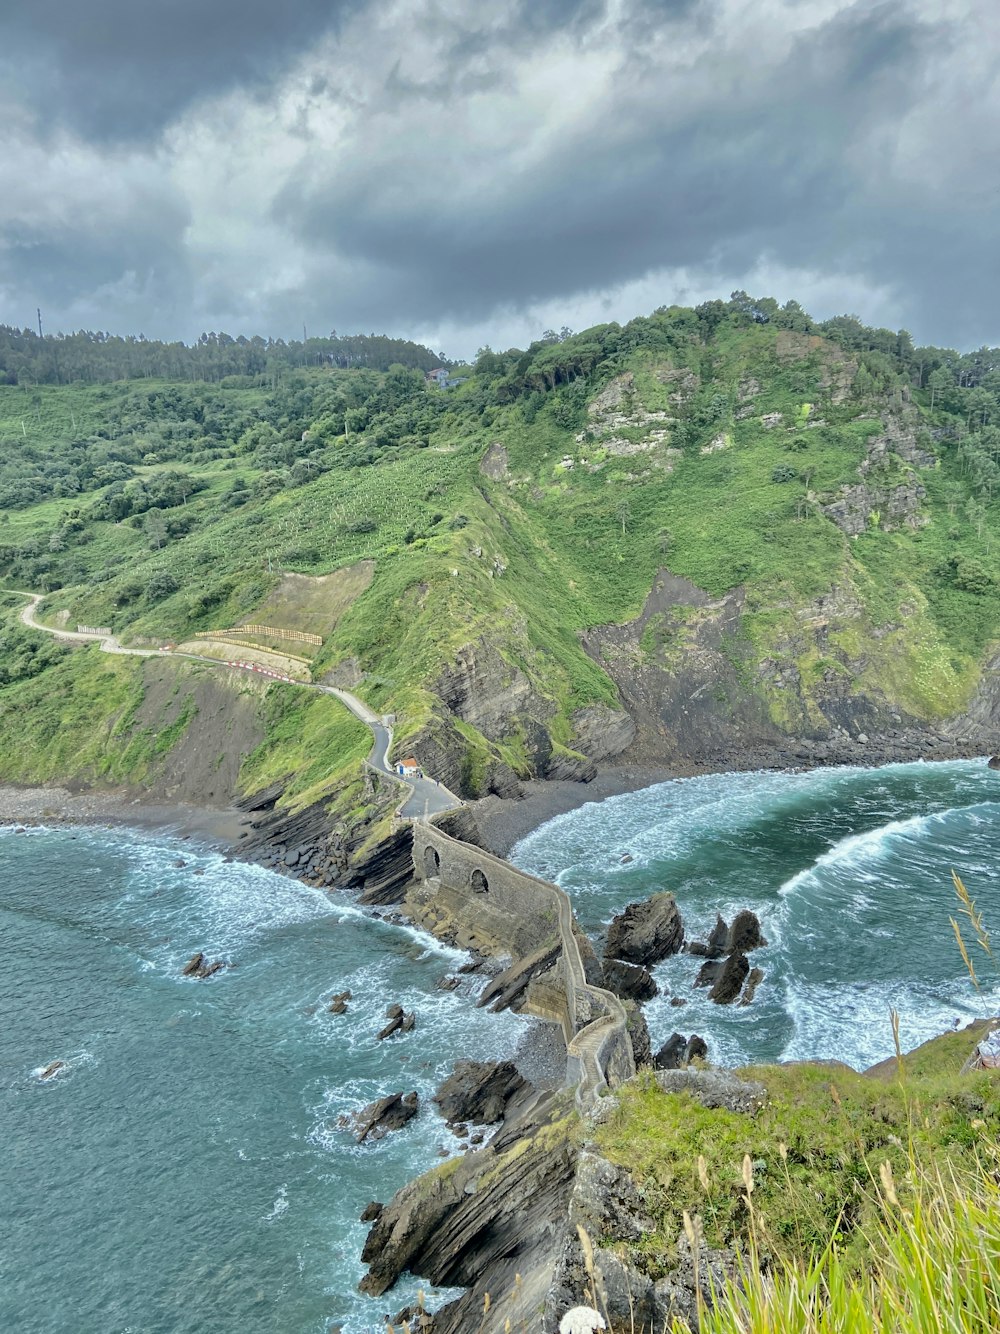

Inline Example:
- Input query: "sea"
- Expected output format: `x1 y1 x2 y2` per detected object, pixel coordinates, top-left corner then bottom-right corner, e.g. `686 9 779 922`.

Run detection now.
3 757 999 1331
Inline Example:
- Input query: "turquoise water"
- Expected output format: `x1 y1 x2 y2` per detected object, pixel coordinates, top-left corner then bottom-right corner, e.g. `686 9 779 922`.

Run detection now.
5 759 1000 1332
0 827 524 1333
512 758 1000 1071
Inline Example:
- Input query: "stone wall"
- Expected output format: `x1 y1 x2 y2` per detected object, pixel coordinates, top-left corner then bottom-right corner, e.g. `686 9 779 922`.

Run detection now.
413 822 635 1104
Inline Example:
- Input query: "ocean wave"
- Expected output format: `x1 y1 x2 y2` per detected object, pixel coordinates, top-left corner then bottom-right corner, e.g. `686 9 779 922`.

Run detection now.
777 802 999 898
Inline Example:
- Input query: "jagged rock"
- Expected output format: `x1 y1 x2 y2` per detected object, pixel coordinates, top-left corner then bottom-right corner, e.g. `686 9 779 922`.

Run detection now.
708 952 749 1005
669 995 687 1007
989 755 1000 770
653 1033 706 1070
181 951 204 977
727 909 766 952
377 1010 415 1040
687 913 729 958
388 1304 432 1331
604 893 684 966
39 1060 66 1080
360 1200 383 1222
653 1033 687 1070
433 1060 529 1126
694 958 723 989
328 989 351 1014
602 957 658 1002
198 959 224 978
570 704 637 762
436 975 460 991
353 1091 419 1143
477 941 561 1013
739 967 764 1006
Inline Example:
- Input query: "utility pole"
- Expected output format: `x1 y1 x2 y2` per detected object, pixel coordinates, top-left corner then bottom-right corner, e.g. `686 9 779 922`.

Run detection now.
37 308 43 339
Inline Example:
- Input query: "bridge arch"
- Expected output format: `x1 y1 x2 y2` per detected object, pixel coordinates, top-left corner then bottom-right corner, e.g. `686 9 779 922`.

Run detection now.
470 867 489 894
424 846 441 879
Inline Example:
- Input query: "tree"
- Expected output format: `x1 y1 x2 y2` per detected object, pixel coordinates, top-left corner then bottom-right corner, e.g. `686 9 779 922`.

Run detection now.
615 497 631 536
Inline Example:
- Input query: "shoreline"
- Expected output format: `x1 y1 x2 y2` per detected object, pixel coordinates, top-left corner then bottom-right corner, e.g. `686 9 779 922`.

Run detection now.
0 785 252 851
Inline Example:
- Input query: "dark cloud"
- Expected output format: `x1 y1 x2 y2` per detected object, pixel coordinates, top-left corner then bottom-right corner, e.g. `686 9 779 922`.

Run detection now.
0 0 997 352
277 3 958 335
0 0 354 141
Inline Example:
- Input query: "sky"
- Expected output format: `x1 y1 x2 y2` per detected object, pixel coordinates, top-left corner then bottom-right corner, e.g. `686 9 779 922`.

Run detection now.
0 0 996 360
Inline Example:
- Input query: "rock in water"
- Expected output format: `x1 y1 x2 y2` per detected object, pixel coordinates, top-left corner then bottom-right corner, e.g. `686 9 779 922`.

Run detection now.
739 967 764 1006
688 914 729 958
359 1201 383 1222
433 1060 529 1126
39 1060 66 1080
693 958 724 989
653 1034 708 1070
989 755 1000 771
385 1003 404 1019
653 1033 687 1070
708 952 749 1005
604 893 684 966
602 957 658 1002
353 1091 419 1143
181 951 204 977
727 910 766 953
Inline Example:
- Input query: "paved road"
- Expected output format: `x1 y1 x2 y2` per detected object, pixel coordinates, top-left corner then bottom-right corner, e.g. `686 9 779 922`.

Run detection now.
8 590 463 823
319 686 462 819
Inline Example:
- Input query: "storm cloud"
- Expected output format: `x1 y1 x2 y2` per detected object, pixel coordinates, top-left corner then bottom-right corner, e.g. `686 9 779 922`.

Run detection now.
1 0 996 355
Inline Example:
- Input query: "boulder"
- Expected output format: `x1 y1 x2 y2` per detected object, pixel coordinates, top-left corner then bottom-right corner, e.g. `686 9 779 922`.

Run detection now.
436 976 460 991
708 952 749 1005
604 893 684 967
602 957 658 1002
360 1201 383 1223
727 910 766 953
990 755 1000 771
353 1091 419 1143
328 989 351 1015
433 1060 529 1126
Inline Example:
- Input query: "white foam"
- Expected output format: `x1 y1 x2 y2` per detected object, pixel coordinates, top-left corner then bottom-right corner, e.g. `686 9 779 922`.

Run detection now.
262 1185 289 1223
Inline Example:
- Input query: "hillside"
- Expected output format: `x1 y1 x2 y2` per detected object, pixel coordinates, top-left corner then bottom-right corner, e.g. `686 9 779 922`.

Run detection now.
1 296 999 845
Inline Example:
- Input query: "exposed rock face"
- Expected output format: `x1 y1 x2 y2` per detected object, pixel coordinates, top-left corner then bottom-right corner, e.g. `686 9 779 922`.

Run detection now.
352 1092 419 1144
727 910 766 953
602 957 658 1002
624 1003 652 1068
604 893 684 966
570 705 637 761
688 913 729 958
360 1095 579 1326
740 967 764 1006
708 952 749 1004
479 441 510 480
433 1061 530 1127
822 480 927 537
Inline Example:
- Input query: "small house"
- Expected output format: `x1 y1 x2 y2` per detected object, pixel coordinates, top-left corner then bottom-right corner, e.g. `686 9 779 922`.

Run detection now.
396 757 420 778
426 368 449 385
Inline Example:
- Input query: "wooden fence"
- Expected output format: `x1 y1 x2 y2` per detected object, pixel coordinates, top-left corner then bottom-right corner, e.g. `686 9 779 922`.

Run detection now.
195 624 323 646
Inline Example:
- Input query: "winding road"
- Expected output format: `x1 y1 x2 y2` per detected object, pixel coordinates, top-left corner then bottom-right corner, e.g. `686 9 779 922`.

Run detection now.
6 589 462 822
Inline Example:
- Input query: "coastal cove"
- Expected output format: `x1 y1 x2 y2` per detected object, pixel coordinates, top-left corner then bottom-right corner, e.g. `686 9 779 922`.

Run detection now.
4 756 1000 1331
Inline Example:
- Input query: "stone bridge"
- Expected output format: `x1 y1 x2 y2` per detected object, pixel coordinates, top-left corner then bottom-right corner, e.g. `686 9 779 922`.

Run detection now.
411 822 635 1108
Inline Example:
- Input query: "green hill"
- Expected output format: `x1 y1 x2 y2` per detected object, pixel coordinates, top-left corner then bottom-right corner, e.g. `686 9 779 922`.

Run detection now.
1 295 998 834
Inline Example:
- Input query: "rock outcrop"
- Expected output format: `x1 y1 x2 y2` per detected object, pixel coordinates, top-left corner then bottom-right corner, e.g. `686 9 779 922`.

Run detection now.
653 1033 708 1070
604 893 684 966
433 1060 531 1127
602 957 658 1002
351 1092 419 1144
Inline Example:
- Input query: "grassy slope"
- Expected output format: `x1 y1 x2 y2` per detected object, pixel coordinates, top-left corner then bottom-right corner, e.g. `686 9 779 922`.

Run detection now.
1 316 998 800
594 1025 1000 1281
